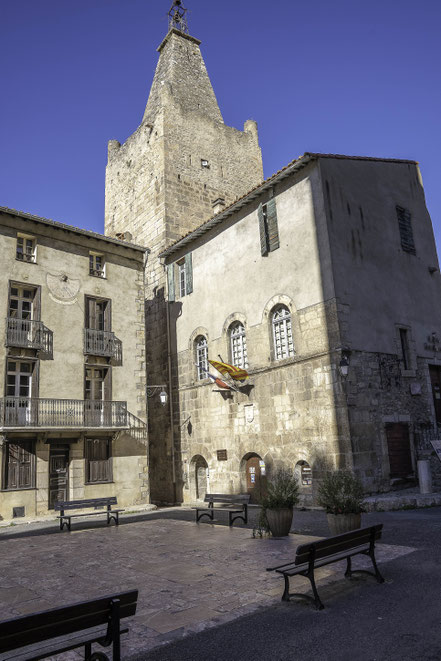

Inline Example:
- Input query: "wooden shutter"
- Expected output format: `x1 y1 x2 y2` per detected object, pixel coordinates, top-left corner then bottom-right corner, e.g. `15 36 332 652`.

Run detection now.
185 253 193 295
266 198 280 252
104 300 111 331
258 203 268 255
86 297 96 330
396 206 415 254
167 264 175 302
18 441 32 488
33 287 41 322
85 438 110 483
6 444 19 489
103 368 111 401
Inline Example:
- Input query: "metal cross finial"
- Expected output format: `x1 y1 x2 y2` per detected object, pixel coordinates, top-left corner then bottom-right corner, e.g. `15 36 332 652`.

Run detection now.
168 0 189 34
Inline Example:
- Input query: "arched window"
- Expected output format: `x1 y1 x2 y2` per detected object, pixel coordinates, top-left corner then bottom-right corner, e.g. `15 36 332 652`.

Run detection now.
195 335 208 380
272 305 294 360
230 322 248 369
295 460 312 487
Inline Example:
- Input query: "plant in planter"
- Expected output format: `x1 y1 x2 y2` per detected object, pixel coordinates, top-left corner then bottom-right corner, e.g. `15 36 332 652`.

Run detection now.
317 470 365 535
260 467 299 537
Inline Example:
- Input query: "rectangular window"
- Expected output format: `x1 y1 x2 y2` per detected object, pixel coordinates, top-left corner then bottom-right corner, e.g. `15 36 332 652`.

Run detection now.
396 206 416 255
89 253 105 278
85 297 111 331
399 328 411 370
85 438 112 483
169 253 193 301
16 235 36 263
9 285 37 320
3 441 35 490
178 260 187 297
258 198 279 256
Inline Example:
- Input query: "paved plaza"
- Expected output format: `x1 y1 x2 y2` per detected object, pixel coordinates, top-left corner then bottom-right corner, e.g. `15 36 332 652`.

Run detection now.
0 511 415 660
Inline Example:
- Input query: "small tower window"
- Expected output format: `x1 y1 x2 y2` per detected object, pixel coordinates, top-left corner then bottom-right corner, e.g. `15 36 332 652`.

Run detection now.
201 159 210 169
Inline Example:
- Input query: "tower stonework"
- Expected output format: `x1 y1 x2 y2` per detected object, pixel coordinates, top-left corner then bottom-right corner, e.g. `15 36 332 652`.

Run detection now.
105 27 263 502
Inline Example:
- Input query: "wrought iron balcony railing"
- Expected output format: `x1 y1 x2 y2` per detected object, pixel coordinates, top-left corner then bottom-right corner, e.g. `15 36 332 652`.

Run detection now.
6 318 53 356
84 329 122 364
0 398 145 433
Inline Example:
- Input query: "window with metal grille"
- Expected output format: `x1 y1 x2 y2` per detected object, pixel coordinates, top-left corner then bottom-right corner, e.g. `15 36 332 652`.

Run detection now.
396 206 416 254
195 336 208 380
3 441 35 490
85 438 112 483
230 322 248 369
16 235 36 263
272 306 294 360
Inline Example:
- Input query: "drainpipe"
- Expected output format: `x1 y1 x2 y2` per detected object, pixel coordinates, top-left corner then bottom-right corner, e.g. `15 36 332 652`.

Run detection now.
165 273 177 503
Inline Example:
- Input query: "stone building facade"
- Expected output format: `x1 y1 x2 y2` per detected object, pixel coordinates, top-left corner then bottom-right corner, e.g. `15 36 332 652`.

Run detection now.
161 153 441 503
104 26 263 502
0 207 148 521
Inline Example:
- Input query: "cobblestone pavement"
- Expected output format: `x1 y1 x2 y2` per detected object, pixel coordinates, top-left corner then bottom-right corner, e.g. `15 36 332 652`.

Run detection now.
0 516 415 659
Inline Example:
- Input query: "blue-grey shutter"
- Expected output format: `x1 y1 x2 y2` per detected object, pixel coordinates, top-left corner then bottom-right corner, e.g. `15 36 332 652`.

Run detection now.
266 198 279 252
167 264 175 302
258 203 268 255
185 253 193 295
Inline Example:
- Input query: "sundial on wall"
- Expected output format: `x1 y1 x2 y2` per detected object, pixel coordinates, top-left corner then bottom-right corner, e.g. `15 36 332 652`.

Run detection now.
46 273 80 303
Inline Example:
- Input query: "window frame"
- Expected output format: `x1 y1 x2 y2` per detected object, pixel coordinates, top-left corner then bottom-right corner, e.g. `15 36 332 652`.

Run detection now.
396 205 416 255
272 305 295 361
16 233 37 264
178 259 187 298
2 440 36 491
195 336 208 381
89 252 106 278
84 437 113 484
229 322 248 369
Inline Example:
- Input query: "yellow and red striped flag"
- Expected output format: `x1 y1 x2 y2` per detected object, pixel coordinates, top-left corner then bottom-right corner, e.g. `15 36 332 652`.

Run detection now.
209 359 249 382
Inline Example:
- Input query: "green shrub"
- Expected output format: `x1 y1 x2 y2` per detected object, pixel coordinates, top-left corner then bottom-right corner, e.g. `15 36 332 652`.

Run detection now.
317 470 365 514
260 467 300 509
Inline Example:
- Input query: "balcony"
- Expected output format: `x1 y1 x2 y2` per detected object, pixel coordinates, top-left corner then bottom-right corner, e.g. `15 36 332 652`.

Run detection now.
0 398 145 436
6 318 53 357
84 329 122 365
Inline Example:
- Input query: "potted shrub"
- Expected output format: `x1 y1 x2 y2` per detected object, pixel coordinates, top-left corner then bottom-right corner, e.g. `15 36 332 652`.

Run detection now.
317 470 365 535
260 467 299 537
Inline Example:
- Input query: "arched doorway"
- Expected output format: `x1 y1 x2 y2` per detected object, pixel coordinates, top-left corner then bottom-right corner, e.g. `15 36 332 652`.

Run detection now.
243 453 267 504
190 455 209 501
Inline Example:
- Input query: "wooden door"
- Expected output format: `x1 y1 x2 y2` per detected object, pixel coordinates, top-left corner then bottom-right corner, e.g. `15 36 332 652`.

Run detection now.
385 423 413 479
49 449 69 509
195 457 208 500
246 456 267 504
429 365 441 424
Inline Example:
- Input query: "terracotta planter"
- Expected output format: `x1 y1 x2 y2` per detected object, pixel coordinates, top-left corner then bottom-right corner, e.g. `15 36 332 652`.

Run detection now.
266 507 293 537
327 513 361 536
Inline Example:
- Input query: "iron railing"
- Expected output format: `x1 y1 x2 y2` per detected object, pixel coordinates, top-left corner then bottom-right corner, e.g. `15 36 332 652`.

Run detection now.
6 318 53 356
0 398 144 430
84 329 122 364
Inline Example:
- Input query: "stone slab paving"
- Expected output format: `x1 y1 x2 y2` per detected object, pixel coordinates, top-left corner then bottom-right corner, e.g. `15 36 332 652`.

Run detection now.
0 519 415 659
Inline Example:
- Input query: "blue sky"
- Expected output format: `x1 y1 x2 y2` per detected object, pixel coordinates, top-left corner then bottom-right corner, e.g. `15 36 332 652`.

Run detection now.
1 0 440 247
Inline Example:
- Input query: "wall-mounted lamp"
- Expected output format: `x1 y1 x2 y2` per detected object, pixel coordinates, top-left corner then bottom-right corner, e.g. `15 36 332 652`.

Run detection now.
339 353 350 378
146 385 168 406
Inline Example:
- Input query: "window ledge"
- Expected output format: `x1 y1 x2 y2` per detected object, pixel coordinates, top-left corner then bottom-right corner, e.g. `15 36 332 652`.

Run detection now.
15 258 37 265
84 481 114 486
89 275 107 280
1 487 37 492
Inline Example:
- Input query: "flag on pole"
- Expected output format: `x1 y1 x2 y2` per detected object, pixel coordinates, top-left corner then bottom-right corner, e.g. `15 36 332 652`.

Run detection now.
209 359 249 382
194 363 237 391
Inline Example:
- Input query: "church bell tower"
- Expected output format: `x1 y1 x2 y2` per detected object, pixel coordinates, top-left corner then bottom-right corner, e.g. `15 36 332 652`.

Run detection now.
104 1 263 503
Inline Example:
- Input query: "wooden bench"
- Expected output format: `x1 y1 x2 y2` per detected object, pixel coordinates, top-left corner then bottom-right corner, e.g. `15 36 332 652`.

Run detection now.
267 524 385 610
194 493 250 526
55 497 124 531
0 589 138 661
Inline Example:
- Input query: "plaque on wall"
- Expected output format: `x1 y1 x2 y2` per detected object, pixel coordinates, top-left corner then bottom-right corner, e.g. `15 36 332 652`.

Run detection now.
217 449 228 461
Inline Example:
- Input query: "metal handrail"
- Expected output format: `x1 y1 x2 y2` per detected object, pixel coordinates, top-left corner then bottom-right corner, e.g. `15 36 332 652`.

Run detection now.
84 328 123 363
0 398 130 428
5 317 53 355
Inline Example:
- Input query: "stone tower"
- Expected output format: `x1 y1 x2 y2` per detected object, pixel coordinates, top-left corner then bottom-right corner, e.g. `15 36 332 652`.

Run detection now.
104 7 264 503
